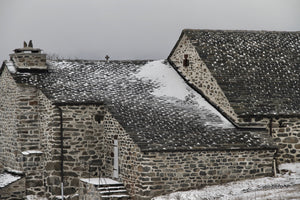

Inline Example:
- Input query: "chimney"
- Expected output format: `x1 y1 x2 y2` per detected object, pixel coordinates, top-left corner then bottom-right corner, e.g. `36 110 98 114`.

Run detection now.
10 40 47 71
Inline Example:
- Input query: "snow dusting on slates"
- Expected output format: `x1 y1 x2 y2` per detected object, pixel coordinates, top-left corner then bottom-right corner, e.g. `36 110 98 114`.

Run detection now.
9 59 276 151
135 60 233 128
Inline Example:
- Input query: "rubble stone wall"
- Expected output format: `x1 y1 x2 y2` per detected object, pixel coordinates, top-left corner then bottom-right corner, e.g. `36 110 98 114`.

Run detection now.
37 91 60 199
0 67 21 170
10 53 47 70
169 34 237 122
271 117 300 163
38 103 143 199
135 149 275 200
102 113 143 197
0 66 41 169
0 66 46 198
22 151 45 196
40 104 107 199
239 116 300 164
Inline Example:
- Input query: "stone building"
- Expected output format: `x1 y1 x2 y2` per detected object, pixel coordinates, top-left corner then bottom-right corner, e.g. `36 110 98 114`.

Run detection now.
168 29 300 164
0 29 298 200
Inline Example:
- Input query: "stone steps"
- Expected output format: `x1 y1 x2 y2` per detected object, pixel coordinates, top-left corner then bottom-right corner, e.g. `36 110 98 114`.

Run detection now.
97 180 130 200
80 177 130 200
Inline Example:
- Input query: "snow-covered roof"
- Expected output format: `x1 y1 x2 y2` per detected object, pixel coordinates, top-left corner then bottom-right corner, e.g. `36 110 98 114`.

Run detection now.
4 59 276 151
169 29 300 117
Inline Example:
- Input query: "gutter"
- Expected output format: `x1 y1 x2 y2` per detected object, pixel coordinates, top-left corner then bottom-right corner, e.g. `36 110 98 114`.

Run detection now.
141 146 278 153
268 117 279 176
56 106 64 199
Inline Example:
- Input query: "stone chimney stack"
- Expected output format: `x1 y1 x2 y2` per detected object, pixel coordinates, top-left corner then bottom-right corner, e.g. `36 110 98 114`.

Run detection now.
9 40 47 71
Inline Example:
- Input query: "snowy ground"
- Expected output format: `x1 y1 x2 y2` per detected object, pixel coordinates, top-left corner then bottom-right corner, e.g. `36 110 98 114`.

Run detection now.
153 163 300 200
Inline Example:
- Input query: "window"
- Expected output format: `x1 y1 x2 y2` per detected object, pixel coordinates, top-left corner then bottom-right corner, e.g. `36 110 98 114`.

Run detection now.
95 113 104 124
183 54 189 67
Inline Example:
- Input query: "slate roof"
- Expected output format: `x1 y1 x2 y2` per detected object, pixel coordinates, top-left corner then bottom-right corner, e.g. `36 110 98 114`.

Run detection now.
3 60 276 151
170 29 300 116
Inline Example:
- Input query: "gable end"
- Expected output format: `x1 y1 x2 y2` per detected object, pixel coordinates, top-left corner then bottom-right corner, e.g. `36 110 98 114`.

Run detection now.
168 32 238 124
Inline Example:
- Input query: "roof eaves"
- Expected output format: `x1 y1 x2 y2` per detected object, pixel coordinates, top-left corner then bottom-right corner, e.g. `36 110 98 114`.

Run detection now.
53 101 107 107
239 113 300 118
141 146 278 153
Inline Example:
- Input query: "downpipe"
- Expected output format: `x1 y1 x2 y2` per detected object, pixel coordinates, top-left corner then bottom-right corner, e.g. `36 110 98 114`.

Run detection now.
269 117 279 177
57 106 64 199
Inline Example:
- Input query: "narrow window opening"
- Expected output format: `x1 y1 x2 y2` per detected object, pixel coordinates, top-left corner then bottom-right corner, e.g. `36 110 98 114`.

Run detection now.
95 113 104 124
183 54 189 67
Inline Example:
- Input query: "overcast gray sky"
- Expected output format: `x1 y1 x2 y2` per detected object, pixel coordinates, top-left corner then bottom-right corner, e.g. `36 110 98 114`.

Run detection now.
0 0 299 63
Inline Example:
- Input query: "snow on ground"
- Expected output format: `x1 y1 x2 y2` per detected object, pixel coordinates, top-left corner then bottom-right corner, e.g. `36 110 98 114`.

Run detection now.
153 163 300 200
0 172 21 188
135 60 233 128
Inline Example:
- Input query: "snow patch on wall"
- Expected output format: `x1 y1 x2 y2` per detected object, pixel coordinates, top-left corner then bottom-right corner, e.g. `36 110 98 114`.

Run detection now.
22 150 43 156
0 172 21 188
5 61 16 73
4 167 24 175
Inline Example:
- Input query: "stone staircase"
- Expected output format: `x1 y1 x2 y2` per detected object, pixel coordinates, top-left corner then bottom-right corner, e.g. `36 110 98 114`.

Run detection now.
98 183 130 200
80 177 130 200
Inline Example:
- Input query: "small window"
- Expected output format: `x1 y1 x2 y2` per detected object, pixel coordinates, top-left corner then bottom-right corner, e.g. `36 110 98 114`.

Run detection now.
183 54 189 67
95 113 104 123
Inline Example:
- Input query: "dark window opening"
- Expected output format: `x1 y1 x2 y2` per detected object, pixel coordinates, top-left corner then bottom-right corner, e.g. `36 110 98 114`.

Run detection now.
183 54 189 67
95 113 104 124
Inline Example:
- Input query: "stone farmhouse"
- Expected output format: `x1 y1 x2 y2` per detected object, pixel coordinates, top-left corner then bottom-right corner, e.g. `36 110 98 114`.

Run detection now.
0 29 299 200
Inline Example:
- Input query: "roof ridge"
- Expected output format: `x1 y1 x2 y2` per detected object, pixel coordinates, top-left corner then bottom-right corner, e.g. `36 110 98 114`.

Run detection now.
182 28 300 33
49 59 153 62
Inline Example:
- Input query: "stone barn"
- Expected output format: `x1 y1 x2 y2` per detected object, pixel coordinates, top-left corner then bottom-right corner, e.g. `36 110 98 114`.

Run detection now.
0 28 299 200
168 29 300 164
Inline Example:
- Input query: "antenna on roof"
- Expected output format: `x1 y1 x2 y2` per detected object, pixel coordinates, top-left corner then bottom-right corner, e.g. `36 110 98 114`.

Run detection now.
105 55 110 63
